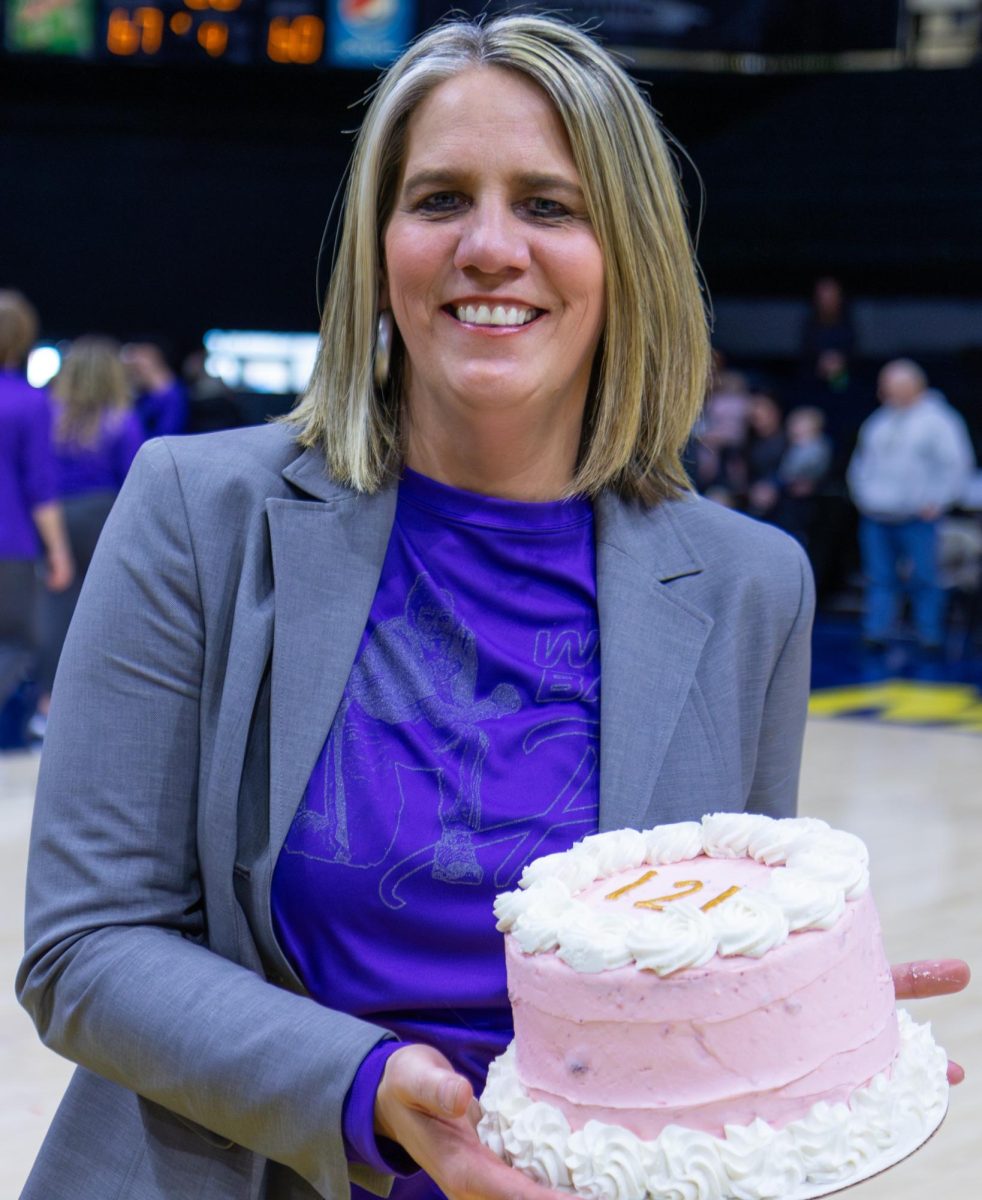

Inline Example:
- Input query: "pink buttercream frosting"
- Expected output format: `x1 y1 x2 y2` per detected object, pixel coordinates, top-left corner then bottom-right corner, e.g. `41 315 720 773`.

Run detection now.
505 868 899 1139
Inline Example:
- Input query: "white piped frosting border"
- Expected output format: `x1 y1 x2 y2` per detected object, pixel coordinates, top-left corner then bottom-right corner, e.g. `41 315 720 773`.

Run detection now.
478 1009 949 1200
493 816 870 975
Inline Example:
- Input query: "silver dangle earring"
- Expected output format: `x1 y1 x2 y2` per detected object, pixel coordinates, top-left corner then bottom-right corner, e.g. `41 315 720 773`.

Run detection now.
374 310 393 388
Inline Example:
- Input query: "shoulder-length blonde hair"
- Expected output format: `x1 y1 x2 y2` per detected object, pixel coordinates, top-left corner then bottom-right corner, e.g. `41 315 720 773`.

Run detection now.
51 336 131 447
287 14 710 505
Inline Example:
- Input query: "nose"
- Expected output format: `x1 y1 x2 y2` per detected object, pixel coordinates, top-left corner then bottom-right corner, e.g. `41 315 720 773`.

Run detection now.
452 200 531 275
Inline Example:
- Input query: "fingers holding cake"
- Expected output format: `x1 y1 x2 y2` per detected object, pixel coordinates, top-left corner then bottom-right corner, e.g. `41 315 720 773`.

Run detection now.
891 957 971 999
375 1043 563 1199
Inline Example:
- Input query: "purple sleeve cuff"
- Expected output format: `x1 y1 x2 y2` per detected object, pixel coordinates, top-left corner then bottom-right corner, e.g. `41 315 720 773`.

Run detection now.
342 1040 420 1177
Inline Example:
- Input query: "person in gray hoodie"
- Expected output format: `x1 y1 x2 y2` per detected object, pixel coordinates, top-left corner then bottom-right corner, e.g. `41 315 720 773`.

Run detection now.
847 359 975 651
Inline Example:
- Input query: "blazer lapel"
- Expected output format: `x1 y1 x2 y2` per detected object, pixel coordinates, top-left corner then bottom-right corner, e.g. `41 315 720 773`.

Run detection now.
595 493 713 832
266 451 398 860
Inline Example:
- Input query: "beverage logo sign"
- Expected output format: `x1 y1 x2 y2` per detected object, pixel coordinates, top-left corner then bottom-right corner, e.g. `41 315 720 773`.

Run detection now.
328 0 411 66
5 0 95 55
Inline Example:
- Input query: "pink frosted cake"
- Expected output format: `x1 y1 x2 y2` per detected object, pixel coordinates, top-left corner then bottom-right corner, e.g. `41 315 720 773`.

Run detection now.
479 814 949 1200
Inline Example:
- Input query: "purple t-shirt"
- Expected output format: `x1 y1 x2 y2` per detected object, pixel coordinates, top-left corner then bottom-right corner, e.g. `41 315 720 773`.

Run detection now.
0 371 57 559
271 468 601 1197
53 410 143 498
135 382 187 440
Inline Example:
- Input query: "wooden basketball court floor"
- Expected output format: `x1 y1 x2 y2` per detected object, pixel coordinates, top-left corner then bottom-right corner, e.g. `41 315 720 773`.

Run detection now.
1 717 979 1198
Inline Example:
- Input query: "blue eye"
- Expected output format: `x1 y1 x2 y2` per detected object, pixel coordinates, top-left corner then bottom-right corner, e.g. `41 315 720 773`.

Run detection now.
526 197 569 219
417 192 464 214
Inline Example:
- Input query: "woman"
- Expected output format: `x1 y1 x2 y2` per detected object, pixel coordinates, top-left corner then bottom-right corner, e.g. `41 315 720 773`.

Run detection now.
18 16 966 1200
32 336 142 733
0 290 72 716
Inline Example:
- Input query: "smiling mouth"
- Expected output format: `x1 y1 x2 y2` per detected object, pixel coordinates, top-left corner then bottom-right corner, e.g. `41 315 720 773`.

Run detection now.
446 303 544 327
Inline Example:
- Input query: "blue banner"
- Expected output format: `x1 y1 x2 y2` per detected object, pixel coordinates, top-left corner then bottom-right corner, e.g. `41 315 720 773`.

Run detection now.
328 0 413 67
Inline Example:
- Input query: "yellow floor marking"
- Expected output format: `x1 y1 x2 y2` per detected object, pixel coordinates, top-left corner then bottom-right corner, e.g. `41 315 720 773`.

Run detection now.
809 681 982 731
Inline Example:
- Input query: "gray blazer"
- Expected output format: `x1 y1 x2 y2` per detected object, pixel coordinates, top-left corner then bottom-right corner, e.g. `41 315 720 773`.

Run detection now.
17 423 814 1200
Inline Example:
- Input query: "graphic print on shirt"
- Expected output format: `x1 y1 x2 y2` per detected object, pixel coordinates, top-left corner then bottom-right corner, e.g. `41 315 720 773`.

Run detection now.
487 628 600 891
282 574 600 908
377 620 599 907
283 572 520 878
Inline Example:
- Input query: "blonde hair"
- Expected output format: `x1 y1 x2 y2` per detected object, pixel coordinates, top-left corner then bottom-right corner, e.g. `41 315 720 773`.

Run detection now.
51 336 131 447
0 290 39 369
287 14 711 504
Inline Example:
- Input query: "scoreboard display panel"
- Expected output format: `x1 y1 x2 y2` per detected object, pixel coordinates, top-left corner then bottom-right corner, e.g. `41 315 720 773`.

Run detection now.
2 0 411 64
102 0 265 65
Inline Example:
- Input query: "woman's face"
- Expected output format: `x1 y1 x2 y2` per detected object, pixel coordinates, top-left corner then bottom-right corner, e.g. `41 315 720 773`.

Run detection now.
382 66 606 443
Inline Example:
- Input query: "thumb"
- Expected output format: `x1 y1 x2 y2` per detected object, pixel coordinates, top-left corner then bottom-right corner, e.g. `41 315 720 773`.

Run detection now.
416 1067 473 1119
389 1045 474 1119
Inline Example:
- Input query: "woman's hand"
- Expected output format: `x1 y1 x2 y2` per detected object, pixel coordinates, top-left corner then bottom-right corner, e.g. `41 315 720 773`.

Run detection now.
892 958 970 1084
374 1043 562 1200
45 544 74 592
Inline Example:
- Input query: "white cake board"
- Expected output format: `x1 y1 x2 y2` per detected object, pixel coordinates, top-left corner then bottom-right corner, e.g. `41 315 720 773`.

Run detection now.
785 1100 948 1200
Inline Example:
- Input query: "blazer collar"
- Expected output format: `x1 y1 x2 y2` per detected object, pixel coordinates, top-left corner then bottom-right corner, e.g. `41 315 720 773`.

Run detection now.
594 491 712 831
267 455 398 858
281 444 362 503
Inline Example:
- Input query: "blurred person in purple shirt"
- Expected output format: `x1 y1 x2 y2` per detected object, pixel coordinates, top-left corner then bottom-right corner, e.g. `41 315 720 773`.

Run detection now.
0 290 73 713
121 340 188 439
32 336 142 733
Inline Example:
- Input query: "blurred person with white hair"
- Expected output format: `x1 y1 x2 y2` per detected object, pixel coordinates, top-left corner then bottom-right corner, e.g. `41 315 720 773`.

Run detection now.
847 358 975 652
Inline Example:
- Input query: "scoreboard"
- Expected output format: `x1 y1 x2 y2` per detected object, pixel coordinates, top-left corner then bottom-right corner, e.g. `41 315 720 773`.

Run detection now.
102 0 295 66
2 0 415 66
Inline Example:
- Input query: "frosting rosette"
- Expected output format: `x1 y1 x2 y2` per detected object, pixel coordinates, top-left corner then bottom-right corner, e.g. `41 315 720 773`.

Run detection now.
580 828 649 875
625 903 716 976
718 1121 804 1200
700 813 771 860
763 867 845 932
504 1102 574 1190
567 1121 655 1200
745 816 830 865
707 888 790 958
785 839 869 900
520 848 598 894
647 1126 728 1200
556 908 634 973
643 821 704 865
787 1102 878 1185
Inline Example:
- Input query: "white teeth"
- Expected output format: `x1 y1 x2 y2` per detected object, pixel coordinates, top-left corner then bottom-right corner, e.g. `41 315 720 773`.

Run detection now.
455 304 537 326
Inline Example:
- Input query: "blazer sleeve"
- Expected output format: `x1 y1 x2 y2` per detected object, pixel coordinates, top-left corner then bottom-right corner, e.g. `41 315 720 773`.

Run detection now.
17 439 395 1200
746 537 816 818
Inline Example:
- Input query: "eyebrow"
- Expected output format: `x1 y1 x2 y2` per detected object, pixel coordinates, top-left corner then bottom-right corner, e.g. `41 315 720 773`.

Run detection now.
401 168 585 199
